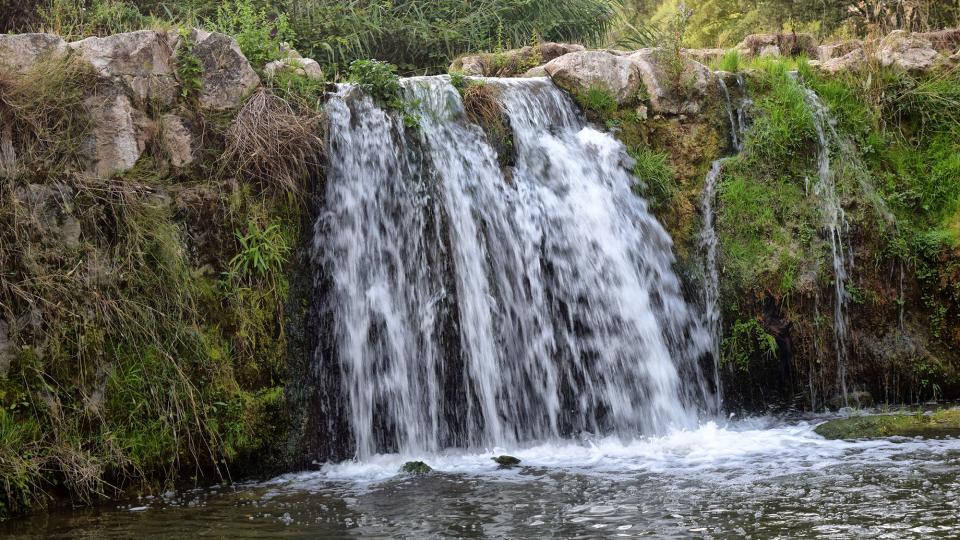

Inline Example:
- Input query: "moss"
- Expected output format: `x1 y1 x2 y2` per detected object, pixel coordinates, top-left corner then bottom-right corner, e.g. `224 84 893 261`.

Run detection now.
399 461 432 474
815 409 960 440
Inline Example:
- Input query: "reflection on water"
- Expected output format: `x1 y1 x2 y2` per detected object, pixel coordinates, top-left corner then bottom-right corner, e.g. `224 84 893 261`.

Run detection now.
5 418 960 538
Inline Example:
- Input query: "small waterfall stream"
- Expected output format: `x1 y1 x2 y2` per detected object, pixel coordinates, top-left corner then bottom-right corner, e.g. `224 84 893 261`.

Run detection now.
700 75 750 409
314 76 714 460
801 86 853 405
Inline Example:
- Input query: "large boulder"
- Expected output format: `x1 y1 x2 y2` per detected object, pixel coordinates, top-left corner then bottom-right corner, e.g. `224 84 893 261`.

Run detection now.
450 42 585 77
543 50 644 105
628 49 713 115
0 33 67 74
82 89 150 177
70 30 177 104
875 30 943 72
187 29 260 110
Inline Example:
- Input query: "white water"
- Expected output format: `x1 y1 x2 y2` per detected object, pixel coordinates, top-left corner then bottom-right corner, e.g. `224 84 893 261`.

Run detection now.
802 86 853 405
316 76 714 460
271 417 960 485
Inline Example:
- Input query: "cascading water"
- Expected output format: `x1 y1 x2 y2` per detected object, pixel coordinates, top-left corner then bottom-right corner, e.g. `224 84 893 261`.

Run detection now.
313 76 714 460
801 86 853 405
699 75 750 409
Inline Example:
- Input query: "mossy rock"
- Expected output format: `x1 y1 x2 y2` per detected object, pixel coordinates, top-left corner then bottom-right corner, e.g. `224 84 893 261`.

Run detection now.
399 461 432 475
814 409 960 440
492 455 521 467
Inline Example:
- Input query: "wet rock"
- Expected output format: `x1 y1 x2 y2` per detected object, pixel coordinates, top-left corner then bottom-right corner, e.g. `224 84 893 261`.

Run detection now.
70 30 177 104
543 50 643 105
815 409 960 440
399 461 432 474
160 114 194 168
0 33 67 74
628 49 713 115
492 455 521 467
188 29 260 110
82 88 149 177
875 30 942 72
451 43 585 77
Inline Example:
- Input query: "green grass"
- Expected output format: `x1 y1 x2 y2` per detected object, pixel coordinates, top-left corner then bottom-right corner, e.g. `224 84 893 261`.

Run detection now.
629 147 676 210
815 409 960 440
575 84 618 120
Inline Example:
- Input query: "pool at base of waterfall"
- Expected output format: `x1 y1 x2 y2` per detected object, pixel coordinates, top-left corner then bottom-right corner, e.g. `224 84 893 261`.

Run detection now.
5 416 960 539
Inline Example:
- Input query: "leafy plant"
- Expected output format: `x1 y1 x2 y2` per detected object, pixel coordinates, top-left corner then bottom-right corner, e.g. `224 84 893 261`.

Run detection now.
212 0 293 69
174 28 203 100
629 147 676 210
722 318 778 372
228 221 291 282
348 59 405 110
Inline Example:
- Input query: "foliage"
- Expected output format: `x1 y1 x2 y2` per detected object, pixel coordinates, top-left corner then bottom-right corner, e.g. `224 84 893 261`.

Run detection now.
717 50 742 73
722 318 778 372
174 28 203 101
211 0 293 69
348 59 405 110
38 0 159 39
575 84 618 120
282 0 619 74
228 221 291 282
629 147 676 210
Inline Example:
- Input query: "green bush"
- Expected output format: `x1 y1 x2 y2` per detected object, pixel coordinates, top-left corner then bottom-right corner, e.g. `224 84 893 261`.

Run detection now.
630 147 676 210
212 0 293 69
722 318 778 372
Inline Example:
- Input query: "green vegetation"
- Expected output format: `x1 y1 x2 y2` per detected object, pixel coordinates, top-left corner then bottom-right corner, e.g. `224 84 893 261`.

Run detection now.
629 147 676 211
575 85 618 119
0 45 308 519
722 318 778 372
815 409 960 439
399 461 432 474
211 0 292 69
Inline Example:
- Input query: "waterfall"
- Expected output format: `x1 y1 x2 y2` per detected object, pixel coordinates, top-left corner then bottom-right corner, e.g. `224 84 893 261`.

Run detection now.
801 86 852 406
312 76 713 460
699 75 750 409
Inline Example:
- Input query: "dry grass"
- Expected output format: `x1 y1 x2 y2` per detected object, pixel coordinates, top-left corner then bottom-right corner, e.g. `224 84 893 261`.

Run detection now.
462 82 503 127
223 89 324 198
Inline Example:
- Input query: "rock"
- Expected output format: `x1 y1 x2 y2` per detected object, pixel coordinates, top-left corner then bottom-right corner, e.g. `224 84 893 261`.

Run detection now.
543 51 644 105
628 49 713 115
399 461 432 474
0 33 67 74
264 56 324 80
817 48 866 74
450 42 585 77
160 114 194 168
15 183 81 247
815 409 960 440
522 65 547 77
188 29 260 110
684 48 726 64
492 455 521 467
817 40 863 62
915 28 960 53
737 33 818 58
70 30 177 104
875 30 942 72
0 318 13 378
82 89 149 177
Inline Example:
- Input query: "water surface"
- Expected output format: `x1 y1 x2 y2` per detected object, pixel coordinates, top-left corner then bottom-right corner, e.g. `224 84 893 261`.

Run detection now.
6 417 960 538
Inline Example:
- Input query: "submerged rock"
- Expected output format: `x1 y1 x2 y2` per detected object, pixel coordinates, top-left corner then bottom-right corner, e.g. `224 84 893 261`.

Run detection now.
399 461 432 475
815 409 960 440
492 455 521 467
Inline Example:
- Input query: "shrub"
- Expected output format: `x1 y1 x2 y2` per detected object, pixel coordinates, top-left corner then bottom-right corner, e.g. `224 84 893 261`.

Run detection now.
722 318 778 372
212 0 293 69
576 84 618 119
348 59 405 111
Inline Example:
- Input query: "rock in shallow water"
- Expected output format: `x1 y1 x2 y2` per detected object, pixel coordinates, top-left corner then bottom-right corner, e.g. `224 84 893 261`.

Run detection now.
492 455 521 467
